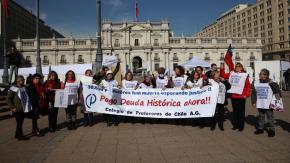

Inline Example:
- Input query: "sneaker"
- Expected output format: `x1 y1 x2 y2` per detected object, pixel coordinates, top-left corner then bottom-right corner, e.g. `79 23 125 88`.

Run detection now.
254 129 264 135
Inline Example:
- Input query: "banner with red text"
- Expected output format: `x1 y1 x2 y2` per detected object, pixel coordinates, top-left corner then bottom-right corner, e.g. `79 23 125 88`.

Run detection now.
82 84 219 118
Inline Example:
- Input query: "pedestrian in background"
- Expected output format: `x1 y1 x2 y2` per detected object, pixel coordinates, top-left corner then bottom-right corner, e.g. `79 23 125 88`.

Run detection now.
7 46 21 84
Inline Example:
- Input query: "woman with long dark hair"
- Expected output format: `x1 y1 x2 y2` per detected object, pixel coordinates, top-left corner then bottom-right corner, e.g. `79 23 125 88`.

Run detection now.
44 71 61 132
63 70 80 130
26 73 45 136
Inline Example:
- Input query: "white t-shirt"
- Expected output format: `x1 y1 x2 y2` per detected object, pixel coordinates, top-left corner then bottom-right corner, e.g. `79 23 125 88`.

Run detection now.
156 76 169 88
254 80 273 109
172 75 188 88
122 80 138 89
65 81 80 105
138 83 153 89
185 78 203 88
100 79 119 88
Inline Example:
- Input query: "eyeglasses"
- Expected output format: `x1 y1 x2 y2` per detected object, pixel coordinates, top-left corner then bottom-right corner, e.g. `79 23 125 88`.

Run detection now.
259 73 267 76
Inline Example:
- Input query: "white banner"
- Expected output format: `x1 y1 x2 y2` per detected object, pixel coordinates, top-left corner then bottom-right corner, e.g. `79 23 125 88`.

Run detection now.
228 72 248 95
82 84 219 118
54 89 68 108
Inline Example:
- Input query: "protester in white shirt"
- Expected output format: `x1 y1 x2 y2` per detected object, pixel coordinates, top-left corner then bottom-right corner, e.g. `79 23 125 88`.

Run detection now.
155 67 169 89
122 71 138 90
80 69 95 127
183 70 203 89
100 70 120 126
171 65 188 89
63 70 80 130
138 74 154 89
208 71 228 131
251 69 281 137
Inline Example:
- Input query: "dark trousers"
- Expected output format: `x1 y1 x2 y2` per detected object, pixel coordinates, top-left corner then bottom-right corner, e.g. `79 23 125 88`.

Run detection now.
83 112 94 126
32 110 39 131
48 107 59 130
257 109 275 132
65 105 77 123
14 111 25 138
105 114 119 125
231 98 246 130
211 104 225 128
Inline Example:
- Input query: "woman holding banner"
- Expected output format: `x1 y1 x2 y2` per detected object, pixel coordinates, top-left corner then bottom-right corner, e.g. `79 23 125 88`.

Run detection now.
44 71 61 132
155 67 170 89
122 71 138 90
80 69 95 127
63 70 80 130
251 69 281 137
171 66 188 88
100 70 120 126
221 62 251 131
183 70 203 89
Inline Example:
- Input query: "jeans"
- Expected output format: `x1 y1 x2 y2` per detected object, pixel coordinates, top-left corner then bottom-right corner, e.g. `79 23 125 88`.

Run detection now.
257 109 275 132
9 65 18 83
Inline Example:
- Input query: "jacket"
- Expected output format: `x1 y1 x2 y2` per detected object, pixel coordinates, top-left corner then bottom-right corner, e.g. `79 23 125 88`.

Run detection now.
6 87 23 112
220 68 251 99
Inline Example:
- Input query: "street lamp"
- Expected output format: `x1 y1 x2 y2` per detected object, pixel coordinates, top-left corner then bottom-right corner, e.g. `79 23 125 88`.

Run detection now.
94 0 103 74
35 0 42 75
1 5 8 84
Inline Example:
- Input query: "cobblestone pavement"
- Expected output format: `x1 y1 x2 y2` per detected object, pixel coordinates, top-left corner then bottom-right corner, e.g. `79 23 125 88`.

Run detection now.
0 92 290 163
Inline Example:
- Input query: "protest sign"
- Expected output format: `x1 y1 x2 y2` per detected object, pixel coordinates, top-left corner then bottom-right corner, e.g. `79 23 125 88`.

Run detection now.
82 84 219 118
54 89 68 108
228 72 248 95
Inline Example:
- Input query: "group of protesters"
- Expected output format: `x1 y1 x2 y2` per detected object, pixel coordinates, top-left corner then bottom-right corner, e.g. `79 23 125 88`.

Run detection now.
6 59 282 141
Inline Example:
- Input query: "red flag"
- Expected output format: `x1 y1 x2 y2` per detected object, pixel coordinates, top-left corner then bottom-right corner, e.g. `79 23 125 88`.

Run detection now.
1 0 9 17
224 44 234 71
135 0 139 18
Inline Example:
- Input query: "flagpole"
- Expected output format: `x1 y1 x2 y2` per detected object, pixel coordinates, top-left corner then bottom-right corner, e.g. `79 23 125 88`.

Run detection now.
35 0 42 76
1 0 9 84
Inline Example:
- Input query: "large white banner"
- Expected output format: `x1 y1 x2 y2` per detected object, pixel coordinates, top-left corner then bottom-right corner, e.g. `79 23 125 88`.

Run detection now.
82 84 219 118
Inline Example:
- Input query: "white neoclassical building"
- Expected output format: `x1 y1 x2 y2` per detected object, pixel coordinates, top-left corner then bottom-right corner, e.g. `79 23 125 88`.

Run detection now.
13 20 263 74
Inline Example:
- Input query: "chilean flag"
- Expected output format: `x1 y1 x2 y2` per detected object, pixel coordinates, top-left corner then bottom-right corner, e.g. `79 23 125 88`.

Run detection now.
224 44 234 71
135 0 139 18
1 0 9 17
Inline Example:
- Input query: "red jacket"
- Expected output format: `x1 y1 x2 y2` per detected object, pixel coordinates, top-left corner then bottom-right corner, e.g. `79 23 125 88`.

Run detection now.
220 68 251 99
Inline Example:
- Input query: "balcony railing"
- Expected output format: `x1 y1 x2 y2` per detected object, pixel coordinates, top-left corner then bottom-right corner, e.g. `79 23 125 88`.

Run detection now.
154 57 160 62
60 59 66 64
235 56 241 61
173 57 179 62
204 57 211 61
77 59 84 63
114 43 120 47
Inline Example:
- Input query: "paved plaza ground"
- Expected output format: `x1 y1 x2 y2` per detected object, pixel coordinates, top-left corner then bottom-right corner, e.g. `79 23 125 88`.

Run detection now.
0 92 290 163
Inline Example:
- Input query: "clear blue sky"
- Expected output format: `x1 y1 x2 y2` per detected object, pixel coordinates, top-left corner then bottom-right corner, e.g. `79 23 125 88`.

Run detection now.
14 0 256 37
